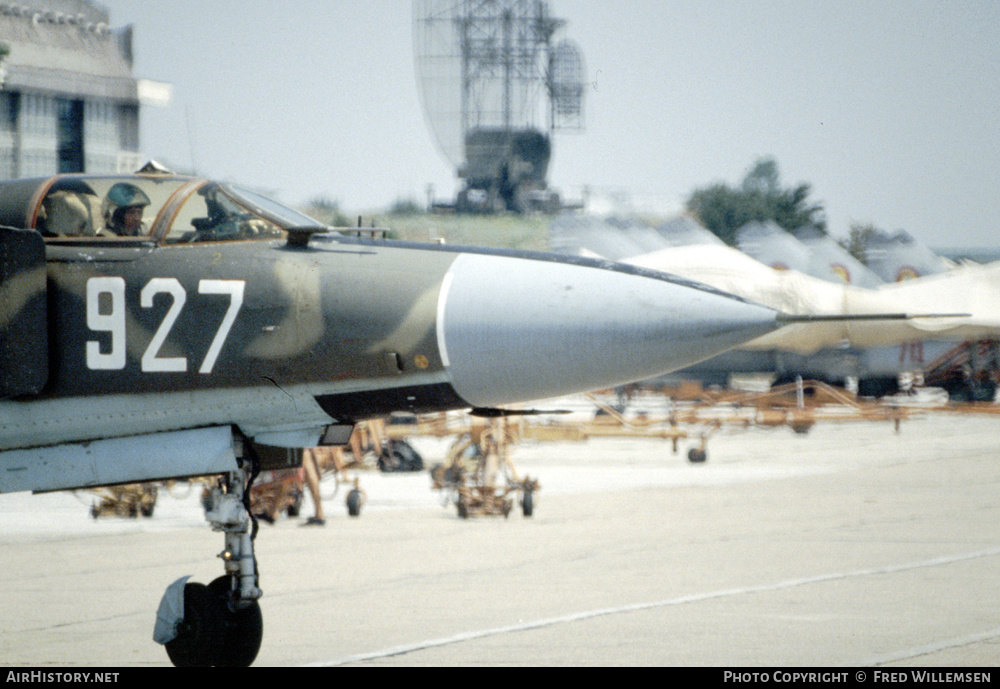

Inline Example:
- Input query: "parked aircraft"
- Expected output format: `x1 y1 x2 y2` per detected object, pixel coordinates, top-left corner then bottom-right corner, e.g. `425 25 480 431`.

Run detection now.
737 220 883 288
652 215 727 248
737 220 828 277
861 229 950 282
735 220 955 392
791 225 885 289
548 212 653 259
1 169 812 666
552 214 989 394
626 242 997 351
860 231 1000 400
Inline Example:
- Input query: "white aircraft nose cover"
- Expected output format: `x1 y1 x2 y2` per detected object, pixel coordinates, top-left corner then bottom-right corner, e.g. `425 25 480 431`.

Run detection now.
437 252 779 406
153 576 191 645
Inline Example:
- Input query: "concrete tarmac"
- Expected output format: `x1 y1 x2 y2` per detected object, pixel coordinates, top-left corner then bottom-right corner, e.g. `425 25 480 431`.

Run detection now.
2 410 1000 667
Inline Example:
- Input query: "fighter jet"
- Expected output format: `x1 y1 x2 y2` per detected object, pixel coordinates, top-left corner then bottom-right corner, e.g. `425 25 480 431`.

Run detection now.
552 214 989 392
861 228 950 282
626 242 998 352
736 221 981 393
627 240 1000 396
736 220 822 274
1 169 801 666
737 220 883 288
790 225 885 289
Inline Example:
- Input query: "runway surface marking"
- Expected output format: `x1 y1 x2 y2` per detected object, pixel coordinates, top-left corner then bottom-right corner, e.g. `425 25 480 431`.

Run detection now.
851 627 1000 666
304 547 1000 666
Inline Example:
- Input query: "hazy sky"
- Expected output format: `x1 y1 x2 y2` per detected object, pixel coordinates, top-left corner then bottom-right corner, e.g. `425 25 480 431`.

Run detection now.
98 1 1000 248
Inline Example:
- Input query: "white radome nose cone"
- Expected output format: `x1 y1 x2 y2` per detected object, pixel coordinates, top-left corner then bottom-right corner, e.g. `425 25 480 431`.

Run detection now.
439 253 779 407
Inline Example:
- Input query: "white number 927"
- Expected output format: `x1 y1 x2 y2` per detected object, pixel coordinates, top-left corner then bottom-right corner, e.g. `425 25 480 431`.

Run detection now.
86 277 245 374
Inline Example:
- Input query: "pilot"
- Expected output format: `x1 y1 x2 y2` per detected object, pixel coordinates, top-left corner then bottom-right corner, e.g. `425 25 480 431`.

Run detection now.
102 183 151 236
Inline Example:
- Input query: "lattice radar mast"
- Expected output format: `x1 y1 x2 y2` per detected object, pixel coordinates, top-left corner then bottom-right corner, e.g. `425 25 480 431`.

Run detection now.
413 0 584 213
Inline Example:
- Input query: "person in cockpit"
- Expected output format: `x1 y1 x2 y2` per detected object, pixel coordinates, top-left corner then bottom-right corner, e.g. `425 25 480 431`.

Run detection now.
102 183 151 236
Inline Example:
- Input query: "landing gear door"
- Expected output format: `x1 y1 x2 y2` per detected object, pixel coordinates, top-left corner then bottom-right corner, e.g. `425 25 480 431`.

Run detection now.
0 226 47 397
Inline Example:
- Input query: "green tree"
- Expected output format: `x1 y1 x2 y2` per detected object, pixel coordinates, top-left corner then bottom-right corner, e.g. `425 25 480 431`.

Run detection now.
303 196 351 227
685 158 826 245
389 197 423 216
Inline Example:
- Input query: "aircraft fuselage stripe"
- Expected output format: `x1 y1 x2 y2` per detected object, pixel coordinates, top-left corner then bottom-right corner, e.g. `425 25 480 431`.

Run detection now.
435 268 455 369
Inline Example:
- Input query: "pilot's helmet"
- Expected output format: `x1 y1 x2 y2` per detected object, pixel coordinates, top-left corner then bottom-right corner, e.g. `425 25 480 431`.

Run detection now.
104 182 151 214
102 182 152 233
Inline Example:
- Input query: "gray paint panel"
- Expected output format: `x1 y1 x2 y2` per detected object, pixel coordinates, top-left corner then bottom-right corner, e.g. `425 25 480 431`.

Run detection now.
0 426 237 494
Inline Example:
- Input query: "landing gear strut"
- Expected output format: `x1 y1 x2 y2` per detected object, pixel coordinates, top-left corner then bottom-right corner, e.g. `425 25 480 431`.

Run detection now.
154 438 264 667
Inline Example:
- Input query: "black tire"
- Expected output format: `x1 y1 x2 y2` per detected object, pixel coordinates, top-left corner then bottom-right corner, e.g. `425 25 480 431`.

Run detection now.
857 376 900 398
521 490 534 517
346 488 363 517
377 447 400 472
286 489 302 517
973 381 997 402
165 578 263 667
394 440 424 471
790 421 813 435
378 440 424 472
205 577 263 668
687 448 707 463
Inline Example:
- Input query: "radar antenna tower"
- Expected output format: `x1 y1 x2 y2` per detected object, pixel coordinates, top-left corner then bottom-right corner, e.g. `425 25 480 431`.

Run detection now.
414 0 584 213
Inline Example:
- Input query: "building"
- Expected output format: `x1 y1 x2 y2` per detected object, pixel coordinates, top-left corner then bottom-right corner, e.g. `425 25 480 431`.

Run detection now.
0 0 142 178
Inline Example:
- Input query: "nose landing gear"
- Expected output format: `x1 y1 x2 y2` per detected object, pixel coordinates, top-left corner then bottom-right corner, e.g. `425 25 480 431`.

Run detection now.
154 440 264 667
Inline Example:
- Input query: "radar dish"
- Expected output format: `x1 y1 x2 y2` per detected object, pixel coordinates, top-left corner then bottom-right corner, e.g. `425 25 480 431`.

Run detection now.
548 39 584 130
413 1 584 212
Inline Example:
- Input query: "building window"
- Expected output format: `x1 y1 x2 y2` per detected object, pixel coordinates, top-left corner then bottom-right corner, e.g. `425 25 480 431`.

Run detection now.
57 99 84 173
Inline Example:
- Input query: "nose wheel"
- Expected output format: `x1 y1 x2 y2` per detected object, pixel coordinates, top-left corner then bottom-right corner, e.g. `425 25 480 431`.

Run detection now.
155 437 264 667
164 576 263 667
